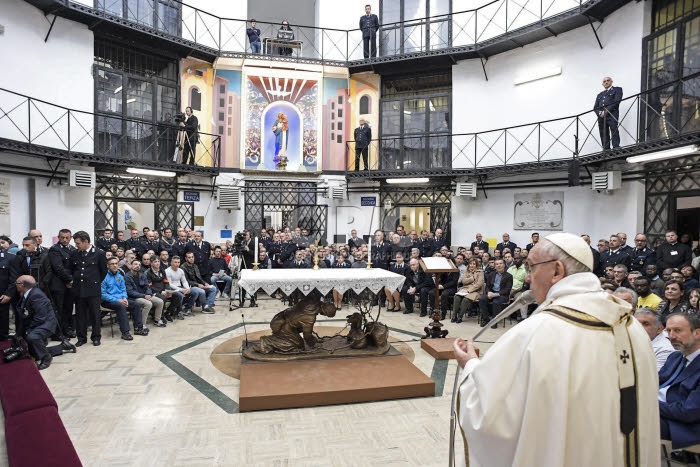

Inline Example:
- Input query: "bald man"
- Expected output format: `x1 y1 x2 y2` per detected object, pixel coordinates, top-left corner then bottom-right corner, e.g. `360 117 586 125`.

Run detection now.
14 275 76 370
594 76 623 149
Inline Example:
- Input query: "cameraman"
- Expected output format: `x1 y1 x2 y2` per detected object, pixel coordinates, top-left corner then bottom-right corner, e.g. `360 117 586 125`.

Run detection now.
14 275 75 370
179 107 199 165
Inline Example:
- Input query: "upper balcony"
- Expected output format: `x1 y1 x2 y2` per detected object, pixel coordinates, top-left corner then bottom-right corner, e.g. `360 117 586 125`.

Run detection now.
25 0 630 68
343 75 700 179
0 88 222 176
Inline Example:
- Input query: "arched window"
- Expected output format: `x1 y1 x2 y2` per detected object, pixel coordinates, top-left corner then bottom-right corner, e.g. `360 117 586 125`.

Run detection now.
190 87 201 111
359 95 371 115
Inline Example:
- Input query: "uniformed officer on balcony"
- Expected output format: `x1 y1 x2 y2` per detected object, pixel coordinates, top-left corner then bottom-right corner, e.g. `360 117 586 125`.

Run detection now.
593 76 623 150
360 4 379 58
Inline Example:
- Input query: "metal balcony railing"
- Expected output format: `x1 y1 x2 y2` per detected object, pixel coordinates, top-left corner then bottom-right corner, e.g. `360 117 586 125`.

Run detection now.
344 75 700 175
0 88 221 173
61 0 593 63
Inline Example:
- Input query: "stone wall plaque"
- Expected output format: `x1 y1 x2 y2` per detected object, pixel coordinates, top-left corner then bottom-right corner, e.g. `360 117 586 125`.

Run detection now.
513 192 564 230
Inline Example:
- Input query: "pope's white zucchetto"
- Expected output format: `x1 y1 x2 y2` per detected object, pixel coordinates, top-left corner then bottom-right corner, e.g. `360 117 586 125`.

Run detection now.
544 232 594 271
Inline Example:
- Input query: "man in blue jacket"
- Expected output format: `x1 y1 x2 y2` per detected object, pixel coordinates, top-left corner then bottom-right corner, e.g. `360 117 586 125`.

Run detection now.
593 76 623 149
101 257 146 341
659 312 700 449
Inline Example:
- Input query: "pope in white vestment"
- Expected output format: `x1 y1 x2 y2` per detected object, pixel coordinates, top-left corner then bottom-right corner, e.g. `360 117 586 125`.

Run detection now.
454 233 660 467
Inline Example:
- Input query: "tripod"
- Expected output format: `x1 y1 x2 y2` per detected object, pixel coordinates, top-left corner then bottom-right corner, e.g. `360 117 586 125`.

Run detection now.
228 253 246 311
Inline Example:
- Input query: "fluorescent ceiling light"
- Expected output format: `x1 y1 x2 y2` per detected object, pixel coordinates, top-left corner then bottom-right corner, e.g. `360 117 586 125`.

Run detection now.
386 177 429 184
514 66 562 86
126 98 136 104
126 167 177 177
114 86 122 94
626 144 699 164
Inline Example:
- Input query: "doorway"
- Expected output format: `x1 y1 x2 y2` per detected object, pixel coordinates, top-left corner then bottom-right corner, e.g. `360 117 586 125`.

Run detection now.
676 195 700 248
117 201 155 232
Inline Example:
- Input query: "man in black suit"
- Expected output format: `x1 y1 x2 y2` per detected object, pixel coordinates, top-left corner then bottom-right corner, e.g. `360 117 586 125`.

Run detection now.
70 231 108 347
496 233 517 254
179 106 199 165
478 259 513 328
0 239 18 340
657 229 692 270
96 228 117 251
581 234 602 277
402 258 432 316
360 4 379 58
172 231 189 261
599 234 632 271
354 118 372 171
425 229 447 257
348 229 366 250
429 267 459 319
371 230 392 270
47 229 76 338
14 275 76 369
185 230 212 278
470 233 488 254
594 77 623 149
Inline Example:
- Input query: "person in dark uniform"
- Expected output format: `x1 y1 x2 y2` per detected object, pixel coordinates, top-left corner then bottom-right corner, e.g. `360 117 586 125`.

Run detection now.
70 231 107 347
359 4 379 58
96 228 117 251
159 227 176 256
629 233 656 273
0 237 18 340
525 232 540 251
496 233 517 254
47 229 76 338
268 232 284 269
354 118 372 171
125 229 146 260
14 275 75 369
185 231 212 278
470 233 489 254
179 106 199 165
593 77 623 149
402 258 432 316
172 231 189 261
115 230 127 250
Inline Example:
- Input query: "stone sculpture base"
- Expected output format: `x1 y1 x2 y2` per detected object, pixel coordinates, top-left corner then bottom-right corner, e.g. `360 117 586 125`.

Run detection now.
239 353 435 412
420 338 457 360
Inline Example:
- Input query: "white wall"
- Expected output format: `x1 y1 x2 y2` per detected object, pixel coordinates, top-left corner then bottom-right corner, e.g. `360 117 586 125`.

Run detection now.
183 173 245 245
0 155 95 247
0 0 94 111
450 180 646 249
451 1 646 168
0 0 94 153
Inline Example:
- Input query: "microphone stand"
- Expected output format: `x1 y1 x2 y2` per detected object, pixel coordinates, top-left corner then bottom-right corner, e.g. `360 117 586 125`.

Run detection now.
448 291 536 466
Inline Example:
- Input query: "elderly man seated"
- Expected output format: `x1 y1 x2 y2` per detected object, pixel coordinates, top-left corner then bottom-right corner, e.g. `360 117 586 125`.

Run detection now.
635 307 675 370
658 312 700 451
478 259 513 328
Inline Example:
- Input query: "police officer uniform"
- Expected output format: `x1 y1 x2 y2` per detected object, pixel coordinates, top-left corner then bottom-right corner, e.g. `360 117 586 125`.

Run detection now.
70 245 107 346
593 85 623 149
48 241 77 336
353 122 372 171
96 235 117 251
629 246 656 273
0 248 17 339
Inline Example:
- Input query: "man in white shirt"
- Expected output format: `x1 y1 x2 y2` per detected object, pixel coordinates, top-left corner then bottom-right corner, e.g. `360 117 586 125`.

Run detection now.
635 307 675 370
165 256 192 317
452 233 659 467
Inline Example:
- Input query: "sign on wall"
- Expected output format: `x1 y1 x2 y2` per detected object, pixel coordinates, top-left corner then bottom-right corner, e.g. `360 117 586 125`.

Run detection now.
360 196 376 206
183 191 200 202
0 178 9 236
513 192 564 230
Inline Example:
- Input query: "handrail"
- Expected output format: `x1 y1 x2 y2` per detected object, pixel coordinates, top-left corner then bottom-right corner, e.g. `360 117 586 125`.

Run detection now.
63 0 596 62
342 74 700 172
0 87 222 171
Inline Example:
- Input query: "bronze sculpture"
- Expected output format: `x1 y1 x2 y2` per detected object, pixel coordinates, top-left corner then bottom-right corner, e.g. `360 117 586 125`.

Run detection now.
423 313 449 339
253 298 337 354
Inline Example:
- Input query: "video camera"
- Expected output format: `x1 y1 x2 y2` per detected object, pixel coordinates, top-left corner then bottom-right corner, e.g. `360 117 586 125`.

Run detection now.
3 336 29 363
174 112 186 124
228 231 247 255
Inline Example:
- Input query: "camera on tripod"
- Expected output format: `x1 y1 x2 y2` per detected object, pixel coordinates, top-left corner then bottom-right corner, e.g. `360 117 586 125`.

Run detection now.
228 231 247 255
174 112 186 124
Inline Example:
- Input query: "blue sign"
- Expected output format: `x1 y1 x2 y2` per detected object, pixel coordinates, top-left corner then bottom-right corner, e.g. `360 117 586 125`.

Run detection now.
183 191 200 202
360 196 376 206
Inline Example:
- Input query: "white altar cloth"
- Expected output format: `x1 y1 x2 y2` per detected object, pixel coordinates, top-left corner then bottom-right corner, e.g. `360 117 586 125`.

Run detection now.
238 268 406 297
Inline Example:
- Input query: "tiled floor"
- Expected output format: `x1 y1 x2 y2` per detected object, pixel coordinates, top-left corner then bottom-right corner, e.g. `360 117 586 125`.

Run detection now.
6 296 509 467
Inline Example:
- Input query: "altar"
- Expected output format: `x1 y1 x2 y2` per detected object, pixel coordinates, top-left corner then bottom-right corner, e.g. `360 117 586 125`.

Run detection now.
238 267 406 298
235 268 435 412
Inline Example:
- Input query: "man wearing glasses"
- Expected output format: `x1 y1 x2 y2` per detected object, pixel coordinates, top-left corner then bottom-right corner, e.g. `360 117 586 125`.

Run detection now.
452 232 659 467
630 233 656 272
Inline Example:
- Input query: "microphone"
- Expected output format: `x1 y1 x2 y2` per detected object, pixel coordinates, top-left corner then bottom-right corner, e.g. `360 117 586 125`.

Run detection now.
241 313 249 349
473 290 536 341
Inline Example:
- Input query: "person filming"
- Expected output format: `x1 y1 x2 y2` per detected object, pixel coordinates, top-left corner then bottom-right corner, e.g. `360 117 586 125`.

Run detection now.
179 107 199 165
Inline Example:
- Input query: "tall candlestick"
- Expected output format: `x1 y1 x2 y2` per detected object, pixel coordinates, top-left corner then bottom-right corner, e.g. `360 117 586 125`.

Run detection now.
254 236 258 260
368 239 372 262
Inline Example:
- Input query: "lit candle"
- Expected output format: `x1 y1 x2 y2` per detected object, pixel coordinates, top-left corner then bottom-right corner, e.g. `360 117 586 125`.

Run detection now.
368 237 372 263
254 236 258 261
